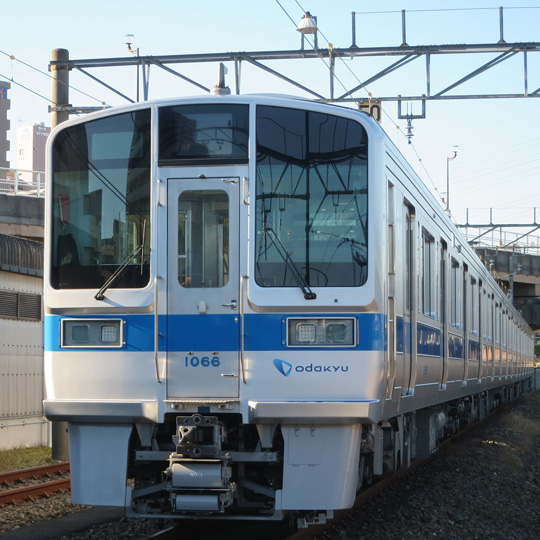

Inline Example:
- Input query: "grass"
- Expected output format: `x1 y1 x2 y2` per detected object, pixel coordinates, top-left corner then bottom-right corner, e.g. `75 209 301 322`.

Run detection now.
0 446 55 473
493 393 540 473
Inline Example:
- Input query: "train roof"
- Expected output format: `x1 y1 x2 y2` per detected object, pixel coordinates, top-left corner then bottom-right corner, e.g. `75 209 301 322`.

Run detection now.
48 93 380 135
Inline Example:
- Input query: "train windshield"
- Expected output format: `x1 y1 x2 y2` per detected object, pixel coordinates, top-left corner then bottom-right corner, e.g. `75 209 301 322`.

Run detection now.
255 105 368 288
50 109 151 289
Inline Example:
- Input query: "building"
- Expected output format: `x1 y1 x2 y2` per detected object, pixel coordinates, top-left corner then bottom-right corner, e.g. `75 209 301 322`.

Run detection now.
0 81 10 169
0 233 47 449
17 123 50 184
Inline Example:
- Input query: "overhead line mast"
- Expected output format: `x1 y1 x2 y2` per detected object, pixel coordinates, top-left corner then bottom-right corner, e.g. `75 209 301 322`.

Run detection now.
49 8 540 118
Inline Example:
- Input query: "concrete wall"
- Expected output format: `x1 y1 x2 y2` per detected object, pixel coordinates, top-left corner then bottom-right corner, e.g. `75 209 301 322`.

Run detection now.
0 193 44 240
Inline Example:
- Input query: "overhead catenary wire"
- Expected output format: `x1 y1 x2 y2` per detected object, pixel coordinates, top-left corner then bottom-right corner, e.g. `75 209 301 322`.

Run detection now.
286 3 540 215
431 137 540 173
0 71 58 107
277 0 442 203
0 49 107 106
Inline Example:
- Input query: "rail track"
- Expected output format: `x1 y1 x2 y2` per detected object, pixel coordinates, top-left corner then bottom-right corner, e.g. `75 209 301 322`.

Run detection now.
0 462 70 507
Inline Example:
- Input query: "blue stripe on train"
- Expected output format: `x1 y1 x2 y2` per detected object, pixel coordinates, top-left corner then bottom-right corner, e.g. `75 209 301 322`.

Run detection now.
44 313 386 352
44 314 482 357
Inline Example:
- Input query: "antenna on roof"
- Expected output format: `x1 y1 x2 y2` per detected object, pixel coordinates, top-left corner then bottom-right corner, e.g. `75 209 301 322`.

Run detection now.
211 63 231 96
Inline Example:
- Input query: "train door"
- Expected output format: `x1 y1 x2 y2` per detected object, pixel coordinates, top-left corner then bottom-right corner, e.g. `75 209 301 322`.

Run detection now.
386 182 396 400
166 177 240 398
401 201 415 396
462 266 469 383
478 282 484 381
439 241 448 390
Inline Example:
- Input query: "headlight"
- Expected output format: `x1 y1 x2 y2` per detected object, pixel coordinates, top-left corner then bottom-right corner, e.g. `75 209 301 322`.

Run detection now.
296 323 317 343
61 319 124 348
287 318 356 347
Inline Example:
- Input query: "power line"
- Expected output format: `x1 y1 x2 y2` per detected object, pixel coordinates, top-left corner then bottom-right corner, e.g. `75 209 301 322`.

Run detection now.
0 71 57 106
431 138 540 176
0 49 106 105
277 0 443 205
274 0 298 28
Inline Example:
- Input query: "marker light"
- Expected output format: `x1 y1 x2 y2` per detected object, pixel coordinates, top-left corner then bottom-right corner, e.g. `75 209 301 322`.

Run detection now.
287 318 356 347
71 325 89 343
62 319 124 348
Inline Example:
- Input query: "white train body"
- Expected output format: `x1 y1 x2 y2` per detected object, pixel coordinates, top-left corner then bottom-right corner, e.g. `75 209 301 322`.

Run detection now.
43 95 534 522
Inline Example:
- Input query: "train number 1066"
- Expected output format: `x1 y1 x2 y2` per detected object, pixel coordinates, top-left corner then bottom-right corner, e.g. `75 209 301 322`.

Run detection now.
185 356 221 367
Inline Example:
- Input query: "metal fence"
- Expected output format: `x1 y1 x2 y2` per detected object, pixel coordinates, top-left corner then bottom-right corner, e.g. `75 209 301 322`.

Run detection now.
458 208 540 257
0 167 45 197
460 227 540 257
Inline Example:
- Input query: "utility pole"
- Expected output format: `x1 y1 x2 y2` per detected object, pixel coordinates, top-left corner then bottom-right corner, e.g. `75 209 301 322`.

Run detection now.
49 48 70 461
446 146 458 215
50 48 70 128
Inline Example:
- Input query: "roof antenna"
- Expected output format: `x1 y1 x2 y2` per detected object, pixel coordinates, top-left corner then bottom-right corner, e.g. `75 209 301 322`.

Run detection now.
211 63 231 96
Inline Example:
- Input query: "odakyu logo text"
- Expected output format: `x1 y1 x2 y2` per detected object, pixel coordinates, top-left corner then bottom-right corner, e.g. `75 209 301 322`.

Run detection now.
273 358 349 377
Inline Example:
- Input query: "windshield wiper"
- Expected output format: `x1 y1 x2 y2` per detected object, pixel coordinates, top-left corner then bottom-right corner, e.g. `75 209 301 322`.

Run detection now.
94 243 144 300
265 227 316 300
95 219 147 301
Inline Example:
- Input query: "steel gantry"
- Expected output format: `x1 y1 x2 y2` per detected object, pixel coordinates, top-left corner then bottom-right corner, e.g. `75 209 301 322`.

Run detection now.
48 8 540 118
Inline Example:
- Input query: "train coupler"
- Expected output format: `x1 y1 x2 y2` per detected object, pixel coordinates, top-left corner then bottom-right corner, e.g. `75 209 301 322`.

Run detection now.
164 458 235 512
172 414 223 458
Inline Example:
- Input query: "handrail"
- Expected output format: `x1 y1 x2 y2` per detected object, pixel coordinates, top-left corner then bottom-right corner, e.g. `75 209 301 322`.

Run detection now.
154 275 162 384
240 274 248 384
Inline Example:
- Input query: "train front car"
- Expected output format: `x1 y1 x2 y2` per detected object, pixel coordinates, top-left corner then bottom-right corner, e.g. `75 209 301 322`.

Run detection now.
43 96 384 523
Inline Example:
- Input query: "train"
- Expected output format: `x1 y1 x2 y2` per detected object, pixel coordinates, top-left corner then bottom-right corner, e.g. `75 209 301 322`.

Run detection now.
43 94 534 526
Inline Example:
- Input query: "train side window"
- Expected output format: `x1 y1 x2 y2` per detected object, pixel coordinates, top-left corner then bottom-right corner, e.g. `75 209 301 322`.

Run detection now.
450 258 461 328
404 209 414 312
440 239 447 325
488 294 494 341
177 190 229 288
420 228 436 318
470 277 479 334
495 303 501 345
502 310 507 347
462 264 468 332
482 288 487 339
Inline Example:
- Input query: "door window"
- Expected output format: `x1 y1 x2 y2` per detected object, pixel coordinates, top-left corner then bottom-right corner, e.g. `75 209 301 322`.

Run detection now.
177 190 229 288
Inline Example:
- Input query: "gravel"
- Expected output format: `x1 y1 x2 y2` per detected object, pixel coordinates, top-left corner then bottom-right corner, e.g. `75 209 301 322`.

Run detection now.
2 392 540 539
323 391 540 540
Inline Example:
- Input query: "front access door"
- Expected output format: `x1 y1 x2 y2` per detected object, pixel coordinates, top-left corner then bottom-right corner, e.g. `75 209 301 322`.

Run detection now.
167 177 240 398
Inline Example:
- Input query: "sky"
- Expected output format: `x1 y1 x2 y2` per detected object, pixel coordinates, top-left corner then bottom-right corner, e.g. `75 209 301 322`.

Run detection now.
1 0 540 232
